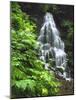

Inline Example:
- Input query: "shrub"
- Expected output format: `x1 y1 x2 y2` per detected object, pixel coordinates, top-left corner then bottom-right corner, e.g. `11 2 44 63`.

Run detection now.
11 2 60 98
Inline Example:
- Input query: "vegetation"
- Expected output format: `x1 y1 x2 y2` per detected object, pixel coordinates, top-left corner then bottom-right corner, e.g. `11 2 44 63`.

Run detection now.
11 3 61 98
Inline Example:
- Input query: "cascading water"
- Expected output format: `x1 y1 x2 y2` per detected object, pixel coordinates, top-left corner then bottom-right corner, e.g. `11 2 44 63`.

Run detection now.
38 12 71 80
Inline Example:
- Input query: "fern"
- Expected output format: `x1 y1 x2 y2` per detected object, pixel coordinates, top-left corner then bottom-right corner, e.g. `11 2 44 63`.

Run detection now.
11 2 60 98
14 79 36 91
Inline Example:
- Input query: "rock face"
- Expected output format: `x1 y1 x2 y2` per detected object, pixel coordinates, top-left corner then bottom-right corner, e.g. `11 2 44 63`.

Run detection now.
38 12 74 95
38 12 70 79
59 79 74 95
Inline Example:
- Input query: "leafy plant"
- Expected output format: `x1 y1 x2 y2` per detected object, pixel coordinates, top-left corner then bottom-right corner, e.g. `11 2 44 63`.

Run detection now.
11 2 60 98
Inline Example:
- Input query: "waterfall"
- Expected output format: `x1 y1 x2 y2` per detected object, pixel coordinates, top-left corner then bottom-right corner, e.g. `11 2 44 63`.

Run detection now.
38 12 71 80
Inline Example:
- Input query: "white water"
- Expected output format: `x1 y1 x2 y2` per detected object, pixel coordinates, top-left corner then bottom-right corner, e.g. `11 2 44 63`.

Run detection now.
38 12 71 80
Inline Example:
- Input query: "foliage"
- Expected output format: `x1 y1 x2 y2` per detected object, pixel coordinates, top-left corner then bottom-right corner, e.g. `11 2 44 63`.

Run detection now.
40 4 59 14
61 19 74 77
11 2 60 98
